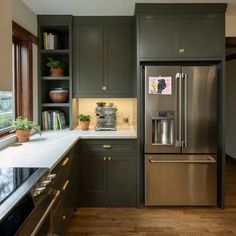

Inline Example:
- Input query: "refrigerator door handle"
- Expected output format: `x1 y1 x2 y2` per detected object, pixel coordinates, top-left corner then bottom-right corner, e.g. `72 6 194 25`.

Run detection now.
175 73 182 147
148 156 216 164
183 73 188 147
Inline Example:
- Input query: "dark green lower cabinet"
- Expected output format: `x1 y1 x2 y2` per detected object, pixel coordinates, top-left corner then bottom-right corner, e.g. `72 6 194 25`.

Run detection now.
51 144 77 235
77 139 137 207
52 190 73 235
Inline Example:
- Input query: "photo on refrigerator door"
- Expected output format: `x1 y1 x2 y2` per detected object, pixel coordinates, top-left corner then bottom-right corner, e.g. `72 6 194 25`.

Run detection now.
148 76 172 95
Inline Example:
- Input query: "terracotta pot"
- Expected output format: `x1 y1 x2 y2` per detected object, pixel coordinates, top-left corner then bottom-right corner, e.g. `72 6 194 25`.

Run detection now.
16 129 31 142
50 68 64 76
49 88 69 103
80 121 90 131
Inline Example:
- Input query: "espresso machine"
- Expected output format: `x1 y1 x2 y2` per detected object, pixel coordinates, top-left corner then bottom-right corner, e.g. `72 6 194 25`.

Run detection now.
95 102 117 131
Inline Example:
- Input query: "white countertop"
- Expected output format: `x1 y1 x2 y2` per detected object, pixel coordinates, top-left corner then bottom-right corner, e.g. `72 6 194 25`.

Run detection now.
0 128 137 169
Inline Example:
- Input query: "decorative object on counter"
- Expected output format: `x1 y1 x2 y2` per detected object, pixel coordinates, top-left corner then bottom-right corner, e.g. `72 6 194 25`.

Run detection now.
122 117 130 129
78 114 91 131
46 57 65 76
96 102 106 107
12 116 41 142
95 103 117 131
49 88 69 103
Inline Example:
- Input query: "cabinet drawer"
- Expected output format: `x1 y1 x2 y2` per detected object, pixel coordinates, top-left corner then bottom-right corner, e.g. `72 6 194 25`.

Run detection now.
51 149 73 179
80 139 136 154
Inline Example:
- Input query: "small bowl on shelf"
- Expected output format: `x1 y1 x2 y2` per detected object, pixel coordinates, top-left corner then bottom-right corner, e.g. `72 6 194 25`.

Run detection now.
49 88 69 103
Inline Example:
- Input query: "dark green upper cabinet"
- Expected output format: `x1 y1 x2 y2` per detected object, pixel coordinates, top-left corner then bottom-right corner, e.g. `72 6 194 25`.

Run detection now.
74 25 104 96
181 14 222 58
139 14 181 58
73 17 134 98
136 4 227 60
104 25 133 95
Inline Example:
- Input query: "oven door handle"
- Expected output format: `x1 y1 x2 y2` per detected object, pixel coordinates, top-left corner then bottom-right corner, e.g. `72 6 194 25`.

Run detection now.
31 190 60 236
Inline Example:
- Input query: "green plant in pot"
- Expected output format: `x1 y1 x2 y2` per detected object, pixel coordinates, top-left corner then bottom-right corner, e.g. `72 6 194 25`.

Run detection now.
46 57 65 76
77 114 91 131
12 116 41 142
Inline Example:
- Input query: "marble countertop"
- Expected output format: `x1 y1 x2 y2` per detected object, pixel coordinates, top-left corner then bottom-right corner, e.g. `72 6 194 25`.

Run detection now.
0 128 137 169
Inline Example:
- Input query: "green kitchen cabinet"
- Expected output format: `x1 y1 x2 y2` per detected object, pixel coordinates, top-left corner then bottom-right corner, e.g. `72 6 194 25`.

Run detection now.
77 139 137 206
181 14 223 58
73 25 104 96
73 17 134 97
139 14 181 59
136 4 226 60
51 144 77 234
37 15 73 129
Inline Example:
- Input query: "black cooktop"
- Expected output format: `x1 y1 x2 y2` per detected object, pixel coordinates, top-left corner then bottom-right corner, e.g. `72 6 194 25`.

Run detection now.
0 167 38 205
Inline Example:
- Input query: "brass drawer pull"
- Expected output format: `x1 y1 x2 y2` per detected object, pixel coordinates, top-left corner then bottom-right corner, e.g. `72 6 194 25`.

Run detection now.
62 180 70 191
61 157 70 167
103 144 112 149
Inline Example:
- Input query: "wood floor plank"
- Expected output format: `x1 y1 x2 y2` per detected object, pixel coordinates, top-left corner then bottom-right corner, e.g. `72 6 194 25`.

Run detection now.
66 158 236 236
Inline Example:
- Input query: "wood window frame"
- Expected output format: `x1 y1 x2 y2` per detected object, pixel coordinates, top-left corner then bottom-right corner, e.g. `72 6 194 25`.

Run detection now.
12 21 38 120
226 37 236 61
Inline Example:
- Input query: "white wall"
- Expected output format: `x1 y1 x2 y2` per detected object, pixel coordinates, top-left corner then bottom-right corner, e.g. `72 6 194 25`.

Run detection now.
12 0 37 36
12 0 38 122
0 0 12 91
226 57 236 158
226 15 236 36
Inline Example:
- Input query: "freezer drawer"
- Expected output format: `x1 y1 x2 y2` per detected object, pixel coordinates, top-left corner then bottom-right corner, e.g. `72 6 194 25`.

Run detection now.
145 155 217 206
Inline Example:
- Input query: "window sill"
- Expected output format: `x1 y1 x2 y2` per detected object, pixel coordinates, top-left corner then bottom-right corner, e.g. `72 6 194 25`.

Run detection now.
0 134 17 150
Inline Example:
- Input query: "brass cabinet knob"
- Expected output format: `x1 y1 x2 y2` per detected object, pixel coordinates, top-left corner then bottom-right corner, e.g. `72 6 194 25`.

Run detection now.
102 86 107 91
104 157 107 161
62 215 66 220
108 157 111 161
179 48 185 54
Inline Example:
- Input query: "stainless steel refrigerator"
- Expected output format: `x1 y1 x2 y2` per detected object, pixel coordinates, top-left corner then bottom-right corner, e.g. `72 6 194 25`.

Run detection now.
144 65 217 206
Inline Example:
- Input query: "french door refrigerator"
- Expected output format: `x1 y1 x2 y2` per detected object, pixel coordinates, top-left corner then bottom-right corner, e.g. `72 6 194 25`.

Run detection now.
144 65 217 206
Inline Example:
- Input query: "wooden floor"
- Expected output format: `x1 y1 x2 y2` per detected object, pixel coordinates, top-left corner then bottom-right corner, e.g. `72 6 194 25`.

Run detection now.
66 158 236 236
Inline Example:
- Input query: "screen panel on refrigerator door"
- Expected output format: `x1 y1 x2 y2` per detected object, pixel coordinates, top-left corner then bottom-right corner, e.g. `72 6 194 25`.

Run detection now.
144 65 181 154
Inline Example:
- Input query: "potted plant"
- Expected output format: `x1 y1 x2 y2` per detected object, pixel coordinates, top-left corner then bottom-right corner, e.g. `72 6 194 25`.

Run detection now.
12 116 41 142
46 57 65 76
78 114 91 131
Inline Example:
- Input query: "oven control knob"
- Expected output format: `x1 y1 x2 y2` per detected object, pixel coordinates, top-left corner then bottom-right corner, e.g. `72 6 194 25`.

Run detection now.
35 186 46 195
46 174 56 180
42 180 52 186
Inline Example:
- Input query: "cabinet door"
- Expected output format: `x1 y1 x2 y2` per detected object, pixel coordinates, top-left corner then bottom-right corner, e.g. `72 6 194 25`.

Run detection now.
107 155 136 205
181 14 222 58
139 14 181 59
104 25 133 97
74 25 104 97
81 153 107 197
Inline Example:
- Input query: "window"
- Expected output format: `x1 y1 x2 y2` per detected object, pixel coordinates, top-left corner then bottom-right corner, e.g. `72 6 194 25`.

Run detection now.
0 22 37 138
0 91 14 133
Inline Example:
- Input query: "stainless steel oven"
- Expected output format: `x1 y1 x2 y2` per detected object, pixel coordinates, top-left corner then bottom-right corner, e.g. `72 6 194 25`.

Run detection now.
17 189 60 236
0 168 59 236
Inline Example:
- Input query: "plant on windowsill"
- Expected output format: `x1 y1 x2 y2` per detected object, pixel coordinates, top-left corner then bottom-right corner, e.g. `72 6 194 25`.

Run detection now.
46 57 65 76
77 114 91 131
12 116 42 142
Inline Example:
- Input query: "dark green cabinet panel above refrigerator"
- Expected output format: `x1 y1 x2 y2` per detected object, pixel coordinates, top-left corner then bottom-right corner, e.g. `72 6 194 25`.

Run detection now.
136 4 226 60
73 17 134 97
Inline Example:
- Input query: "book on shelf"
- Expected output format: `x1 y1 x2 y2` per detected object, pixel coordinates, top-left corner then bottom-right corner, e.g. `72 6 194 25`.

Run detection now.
43 32 58 50
42 110 66 130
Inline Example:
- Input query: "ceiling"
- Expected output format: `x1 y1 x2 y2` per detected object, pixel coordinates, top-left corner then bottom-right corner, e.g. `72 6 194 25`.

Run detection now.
22 0 236 16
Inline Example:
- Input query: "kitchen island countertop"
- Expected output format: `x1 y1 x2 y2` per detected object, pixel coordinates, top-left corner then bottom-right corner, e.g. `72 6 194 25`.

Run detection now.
0 128 137 169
